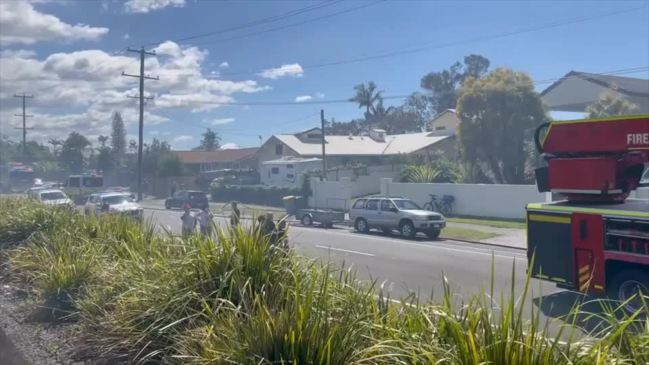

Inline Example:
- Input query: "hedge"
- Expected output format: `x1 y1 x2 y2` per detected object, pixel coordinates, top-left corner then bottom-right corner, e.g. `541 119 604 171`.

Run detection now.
210 184 301 207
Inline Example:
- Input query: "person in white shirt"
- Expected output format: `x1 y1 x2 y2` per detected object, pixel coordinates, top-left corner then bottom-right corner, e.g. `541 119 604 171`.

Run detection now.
180 205 196 236
197 207 214 236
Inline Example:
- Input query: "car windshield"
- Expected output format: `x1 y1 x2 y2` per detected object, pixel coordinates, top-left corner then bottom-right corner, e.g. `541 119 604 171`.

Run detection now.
102 195 131 205
393 199 421 210
189 193 207 200
41 192 66 201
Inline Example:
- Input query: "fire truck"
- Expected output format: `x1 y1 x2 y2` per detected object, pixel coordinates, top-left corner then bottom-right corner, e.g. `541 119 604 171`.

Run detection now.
528 114 649 312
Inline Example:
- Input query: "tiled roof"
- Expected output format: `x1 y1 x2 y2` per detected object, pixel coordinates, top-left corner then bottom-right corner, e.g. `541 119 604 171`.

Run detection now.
174 148 258 164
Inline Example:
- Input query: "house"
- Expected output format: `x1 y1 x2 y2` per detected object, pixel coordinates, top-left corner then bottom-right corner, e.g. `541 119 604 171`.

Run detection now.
174 148 258 173
257 128 456 168
429 109 460 133
541 71 649 113
260 157 322 188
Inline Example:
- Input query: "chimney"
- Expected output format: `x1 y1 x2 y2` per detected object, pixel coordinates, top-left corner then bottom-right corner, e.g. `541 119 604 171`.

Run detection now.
369 129 386 142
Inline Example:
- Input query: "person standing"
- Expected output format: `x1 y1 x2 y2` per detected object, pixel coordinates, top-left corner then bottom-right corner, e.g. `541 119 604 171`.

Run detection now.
230 201 241 228
180 205 196 236
197 207 214 236
170 181 177 197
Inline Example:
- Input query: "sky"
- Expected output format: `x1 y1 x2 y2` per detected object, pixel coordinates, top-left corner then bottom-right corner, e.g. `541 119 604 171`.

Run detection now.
0 0 648 150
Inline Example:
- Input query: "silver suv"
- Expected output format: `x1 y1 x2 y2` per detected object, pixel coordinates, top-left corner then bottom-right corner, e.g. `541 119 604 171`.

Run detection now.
349 196 446 239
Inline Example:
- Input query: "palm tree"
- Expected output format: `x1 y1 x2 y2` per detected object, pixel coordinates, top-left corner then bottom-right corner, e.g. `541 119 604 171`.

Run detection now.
48 138 63 157
349 81 383 118
98 135 109 149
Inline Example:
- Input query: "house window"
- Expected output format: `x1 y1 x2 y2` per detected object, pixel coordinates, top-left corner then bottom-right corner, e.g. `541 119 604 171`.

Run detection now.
435 126 446 131
271 167 279 174
286 164 294 169
286 174 295 179
275 144 284 155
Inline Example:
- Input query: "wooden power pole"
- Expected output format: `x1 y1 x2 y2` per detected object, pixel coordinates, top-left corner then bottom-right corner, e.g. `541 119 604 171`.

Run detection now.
320 109 326 180
122 47 158 201
13 93 34 162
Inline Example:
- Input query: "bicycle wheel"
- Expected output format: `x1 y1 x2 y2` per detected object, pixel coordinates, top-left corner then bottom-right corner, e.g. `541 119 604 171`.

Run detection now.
440 202 452 216
423 202 433 211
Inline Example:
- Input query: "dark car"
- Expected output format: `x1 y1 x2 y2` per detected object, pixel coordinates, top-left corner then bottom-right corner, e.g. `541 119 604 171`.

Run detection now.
165 190 209 210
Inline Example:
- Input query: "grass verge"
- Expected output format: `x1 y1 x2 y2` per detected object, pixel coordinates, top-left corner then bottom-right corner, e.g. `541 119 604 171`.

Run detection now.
1 197 647 364
447 217 526 229
441 226 499 241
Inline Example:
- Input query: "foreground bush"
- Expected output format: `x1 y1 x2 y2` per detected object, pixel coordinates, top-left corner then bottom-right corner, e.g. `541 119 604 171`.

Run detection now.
0 198 647 364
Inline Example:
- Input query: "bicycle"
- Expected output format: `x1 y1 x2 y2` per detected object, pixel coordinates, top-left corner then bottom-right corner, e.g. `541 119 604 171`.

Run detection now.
423 194 454 216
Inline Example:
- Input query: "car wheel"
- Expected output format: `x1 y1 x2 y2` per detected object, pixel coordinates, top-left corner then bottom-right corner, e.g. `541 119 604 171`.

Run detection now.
426 229 441 240
165 201 171 210
355 218 369 233
301 214 313 226
400 220 416 239
607 269 649 313
381 228 393 235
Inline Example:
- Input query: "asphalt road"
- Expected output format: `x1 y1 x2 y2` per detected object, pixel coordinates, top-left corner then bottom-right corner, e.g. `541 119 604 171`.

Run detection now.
145 208 607 334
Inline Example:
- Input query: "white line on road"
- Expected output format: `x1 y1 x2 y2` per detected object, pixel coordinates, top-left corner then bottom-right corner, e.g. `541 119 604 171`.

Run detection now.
315 245 375 257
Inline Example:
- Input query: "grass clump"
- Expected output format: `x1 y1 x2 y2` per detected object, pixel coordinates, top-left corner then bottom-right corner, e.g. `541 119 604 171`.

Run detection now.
0 197 647 364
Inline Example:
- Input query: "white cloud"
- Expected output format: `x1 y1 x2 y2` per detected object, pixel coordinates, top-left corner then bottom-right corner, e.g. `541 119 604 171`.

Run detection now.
221 142 239 150
125 0 186 13
259 63 303 79
294 95 312 103
0 1 109 45
218 61 229 68
0 40 269 141
173 135 193 143
210 117 235 125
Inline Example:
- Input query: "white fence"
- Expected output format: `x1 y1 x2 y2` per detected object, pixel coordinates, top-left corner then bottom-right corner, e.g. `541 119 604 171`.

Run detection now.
380 179 550 219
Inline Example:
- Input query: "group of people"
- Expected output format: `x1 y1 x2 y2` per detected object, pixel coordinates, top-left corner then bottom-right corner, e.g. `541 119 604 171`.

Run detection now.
180 205 214 236
180 200 286 247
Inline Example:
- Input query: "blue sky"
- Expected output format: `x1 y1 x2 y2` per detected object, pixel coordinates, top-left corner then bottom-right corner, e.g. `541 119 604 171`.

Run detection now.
1 0 648 150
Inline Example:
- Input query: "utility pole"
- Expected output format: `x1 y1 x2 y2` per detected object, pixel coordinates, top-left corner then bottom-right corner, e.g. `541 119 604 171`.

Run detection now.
320 109 326 180
13 93 34 162
122 47 158 201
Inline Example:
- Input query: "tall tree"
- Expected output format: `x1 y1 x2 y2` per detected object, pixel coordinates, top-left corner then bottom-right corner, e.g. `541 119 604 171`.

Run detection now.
349 81 383 118
196 128 221 151
143 138 183 176
420 54 490 113
96 135 113 172
60 132 90 173
48 138 63 157
111 112 126 165
456 68 546 184
586 92 638 118
98 135 109 148
403 92 435 130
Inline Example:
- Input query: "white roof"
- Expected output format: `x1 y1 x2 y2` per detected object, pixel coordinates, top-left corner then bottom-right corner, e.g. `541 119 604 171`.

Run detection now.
274 131 452 156
262 156 322 165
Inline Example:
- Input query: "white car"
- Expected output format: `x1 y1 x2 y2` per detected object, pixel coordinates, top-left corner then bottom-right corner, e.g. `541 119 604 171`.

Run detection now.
85 192 143 220
36 189 73 207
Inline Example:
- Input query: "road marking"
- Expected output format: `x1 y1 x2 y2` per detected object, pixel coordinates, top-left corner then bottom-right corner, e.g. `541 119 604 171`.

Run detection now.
315 245 375 257
299 228 525 260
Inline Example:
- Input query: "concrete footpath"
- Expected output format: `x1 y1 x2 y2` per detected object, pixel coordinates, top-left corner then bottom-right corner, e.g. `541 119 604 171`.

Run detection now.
446 222 526 250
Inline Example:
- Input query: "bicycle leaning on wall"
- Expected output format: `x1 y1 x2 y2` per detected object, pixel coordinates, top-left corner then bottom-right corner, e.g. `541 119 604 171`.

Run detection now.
423 194 455 216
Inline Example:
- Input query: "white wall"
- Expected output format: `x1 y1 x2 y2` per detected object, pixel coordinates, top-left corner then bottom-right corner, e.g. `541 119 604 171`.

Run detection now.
380 179 550 219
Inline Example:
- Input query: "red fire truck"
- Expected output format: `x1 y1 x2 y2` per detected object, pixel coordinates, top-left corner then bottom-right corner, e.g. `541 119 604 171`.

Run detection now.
528 114 649 312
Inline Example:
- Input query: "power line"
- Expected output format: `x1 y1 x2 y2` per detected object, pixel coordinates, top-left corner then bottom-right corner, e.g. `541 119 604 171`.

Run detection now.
143 0 346 47
208 5 646 78
13 93 34 161
122 48 159 201
190 0 385 47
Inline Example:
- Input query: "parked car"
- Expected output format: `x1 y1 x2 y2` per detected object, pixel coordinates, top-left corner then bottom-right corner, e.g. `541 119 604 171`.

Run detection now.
349 196 446 239
85 192 143 220
640 166 648 187
165 190 209 210
35 189 73 207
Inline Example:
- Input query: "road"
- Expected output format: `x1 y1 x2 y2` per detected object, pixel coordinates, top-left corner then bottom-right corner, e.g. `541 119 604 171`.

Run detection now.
145 208 604 334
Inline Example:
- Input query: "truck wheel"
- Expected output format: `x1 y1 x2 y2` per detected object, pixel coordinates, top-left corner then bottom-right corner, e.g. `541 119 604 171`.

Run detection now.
301 214 313 226
607 269 649 313
426 229 441 240
400 220 416 239
355 218 369 233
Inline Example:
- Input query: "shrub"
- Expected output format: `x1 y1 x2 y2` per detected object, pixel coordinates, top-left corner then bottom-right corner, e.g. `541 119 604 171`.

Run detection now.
210 184 300 206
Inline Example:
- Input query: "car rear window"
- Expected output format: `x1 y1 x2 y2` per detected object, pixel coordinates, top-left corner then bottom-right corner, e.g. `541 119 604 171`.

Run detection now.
352 199 366 209
189 192 207 200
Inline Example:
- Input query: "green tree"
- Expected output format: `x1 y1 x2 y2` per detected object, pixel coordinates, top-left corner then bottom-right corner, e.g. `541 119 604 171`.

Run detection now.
456 68 546 184
98 135 109 148
143 138 183 176
60 132 90 173
47 138 63 157
111 112 126 165
349 81 383 119
157 153 183 177
196 128 221 151
96 136 114 173
586 92 639 118
420 54 490 113
403 92 435 130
